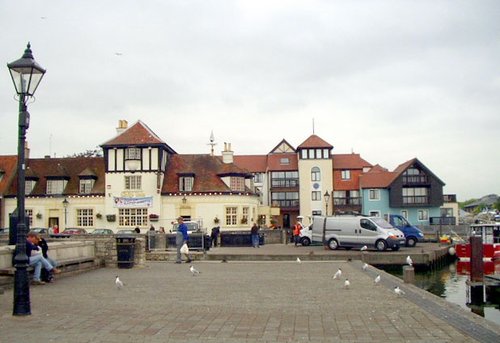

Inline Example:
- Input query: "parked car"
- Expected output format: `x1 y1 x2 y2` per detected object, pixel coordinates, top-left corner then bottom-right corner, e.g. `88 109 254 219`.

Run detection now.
116 229 137 235
91 229 114 235
62 228 88 235
31 227 50 234
171 221 203 234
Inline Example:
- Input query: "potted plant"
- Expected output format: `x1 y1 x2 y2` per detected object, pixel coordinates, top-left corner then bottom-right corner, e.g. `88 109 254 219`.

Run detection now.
213 216 220 224
36 212 42 219
149 214 159 222
96 213 102 219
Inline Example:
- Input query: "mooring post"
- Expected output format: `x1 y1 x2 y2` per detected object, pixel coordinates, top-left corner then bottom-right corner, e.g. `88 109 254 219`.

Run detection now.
403 265 415 284
470 236 483 282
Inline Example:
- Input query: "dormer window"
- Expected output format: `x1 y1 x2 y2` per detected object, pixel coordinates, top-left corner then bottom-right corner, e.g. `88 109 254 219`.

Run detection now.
230 176 245 192
179 176 194 192
125 147 141 160
47 179 68 195
280 158 290 165
25 180 36 195
79 179 95 194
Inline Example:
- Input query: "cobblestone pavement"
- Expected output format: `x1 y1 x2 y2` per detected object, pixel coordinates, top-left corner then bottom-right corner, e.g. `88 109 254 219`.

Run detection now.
0 260 498 342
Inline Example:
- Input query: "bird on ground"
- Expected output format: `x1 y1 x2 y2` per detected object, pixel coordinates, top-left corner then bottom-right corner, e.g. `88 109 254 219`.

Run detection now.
296 257 301 263
190 265 200 276
360 245 368 251
406 255 413 266
333 268 342 279
344 279 350 289
374 275 381 284
394 286 405 296
362 263 368 271
115 276 123 289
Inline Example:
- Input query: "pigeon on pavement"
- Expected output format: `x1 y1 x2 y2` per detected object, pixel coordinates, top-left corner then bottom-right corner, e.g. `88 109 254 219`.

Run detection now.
374 275 381 284
360 245 368 251
190 265 200 276
296 257 301 263
362 263 368 271
333 268 342 279
115 276 124 289
344 279 350 289
394 286 405 295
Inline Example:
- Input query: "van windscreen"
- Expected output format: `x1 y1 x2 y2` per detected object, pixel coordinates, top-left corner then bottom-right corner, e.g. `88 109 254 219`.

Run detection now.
371 218 393 229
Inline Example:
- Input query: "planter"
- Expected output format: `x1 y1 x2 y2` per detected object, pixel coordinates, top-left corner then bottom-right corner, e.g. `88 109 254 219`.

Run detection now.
106 214 116 222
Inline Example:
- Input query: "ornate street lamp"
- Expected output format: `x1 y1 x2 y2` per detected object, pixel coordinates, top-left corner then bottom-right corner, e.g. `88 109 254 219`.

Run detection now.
322 190 331 248
8 43 46 316
62 198 69 227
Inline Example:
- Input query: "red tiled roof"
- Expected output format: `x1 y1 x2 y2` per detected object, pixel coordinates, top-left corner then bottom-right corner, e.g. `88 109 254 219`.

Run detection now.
359 167 397 188
5 157 105 196
0 155 17 194
162 155 253 193
333 153 372 169
297 135 333 149
267 153 298 171
233 155 268 173
101 121 175 152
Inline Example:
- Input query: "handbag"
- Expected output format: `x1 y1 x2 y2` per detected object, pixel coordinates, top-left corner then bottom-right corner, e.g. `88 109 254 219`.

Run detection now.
180 243 189 254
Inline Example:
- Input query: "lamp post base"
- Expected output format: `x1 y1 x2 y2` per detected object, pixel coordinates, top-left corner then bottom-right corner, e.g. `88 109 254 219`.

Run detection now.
13 265 31 316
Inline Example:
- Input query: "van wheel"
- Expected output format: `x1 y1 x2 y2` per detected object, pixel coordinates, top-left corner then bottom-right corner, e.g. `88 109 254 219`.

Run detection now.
375 240 387 251
328 238 339 250
406 237 417 247
301 237 311 246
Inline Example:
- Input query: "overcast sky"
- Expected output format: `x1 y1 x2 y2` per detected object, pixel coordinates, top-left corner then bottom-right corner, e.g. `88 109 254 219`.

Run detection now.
1 0 499 201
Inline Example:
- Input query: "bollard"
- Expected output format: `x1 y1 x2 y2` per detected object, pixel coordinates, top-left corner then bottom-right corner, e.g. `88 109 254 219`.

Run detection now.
403 266 415 284
470 236 484 282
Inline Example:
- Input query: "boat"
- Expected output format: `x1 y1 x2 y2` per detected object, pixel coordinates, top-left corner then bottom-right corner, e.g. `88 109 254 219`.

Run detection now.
455 223 500 263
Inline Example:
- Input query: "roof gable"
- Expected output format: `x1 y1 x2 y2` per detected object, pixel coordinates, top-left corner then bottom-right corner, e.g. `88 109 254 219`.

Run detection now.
297 135 333 149
269 139 296 154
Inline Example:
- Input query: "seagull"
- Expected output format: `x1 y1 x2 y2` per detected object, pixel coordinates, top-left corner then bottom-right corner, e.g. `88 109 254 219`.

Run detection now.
362 263 368 271
406 255 413 266
296 257 302 263
360 245 368 251
394 286 405 295
190 265 200 276
115 276 123 289
333 268 342 280
374 274 381 284
115 52 123 56
344 279 350 289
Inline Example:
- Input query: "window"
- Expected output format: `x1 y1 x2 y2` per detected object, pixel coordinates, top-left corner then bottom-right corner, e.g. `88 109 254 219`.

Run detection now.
402 187 428 204
418 210 429 221
242 207 249 224
311 191 321 201
323 149 329 159
403 168 428 184
311 167 321 181
254 173 263 183
401 210 408 219
125 147 141 160
26 209 33 227
301 149 307 159
369 211 380 217
25 180 36 195
79 179 95 194
341 170 351 180
361 219 377 231
225 207 237 226
47 179 67 195
271 192 299 208
271 171 299 188
179 176 194 192
119 208 148 226
77 209 94 227
441 208 454 217
230 177 245 191
369 189 380 201
280 158 290 165
125 175 141 190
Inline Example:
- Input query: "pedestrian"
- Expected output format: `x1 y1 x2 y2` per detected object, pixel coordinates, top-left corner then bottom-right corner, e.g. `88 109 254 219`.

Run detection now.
159 226 165 233
211 225 220 247
52 224 59 234
26 232 60 285
251 222 260 248
293 219 303 247
35 233 58 282
176 217 191 263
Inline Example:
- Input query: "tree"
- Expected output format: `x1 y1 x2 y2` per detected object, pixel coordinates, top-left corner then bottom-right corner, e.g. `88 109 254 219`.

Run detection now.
66 147 103 158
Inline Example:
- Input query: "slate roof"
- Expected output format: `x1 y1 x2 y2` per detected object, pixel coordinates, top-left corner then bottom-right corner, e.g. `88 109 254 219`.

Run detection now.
162 154 253 194
4 157 105 196
297 134 333 149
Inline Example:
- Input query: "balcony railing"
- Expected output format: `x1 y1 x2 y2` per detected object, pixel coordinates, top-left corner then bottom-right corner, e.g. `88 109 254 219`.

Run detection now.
333 197 361 206
402 175 429 184
402 196 429 205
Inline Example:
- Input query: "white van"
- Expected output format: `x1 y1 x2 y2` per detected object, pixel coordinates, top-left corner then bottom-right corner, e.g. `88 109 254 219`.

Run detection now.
311 215 405 251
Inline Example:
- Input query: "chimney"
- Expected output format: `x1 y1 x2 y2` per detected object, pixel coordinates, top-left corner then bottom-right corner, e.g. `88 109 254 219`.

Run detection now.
222 142 234 164
116 120 128 135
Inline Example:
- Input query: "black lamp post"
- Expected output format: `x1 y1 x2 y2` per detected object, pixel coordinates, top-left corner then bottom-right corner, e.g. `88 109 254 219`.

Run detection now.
322 190 330 248
8 43 46 316
62 198 69 228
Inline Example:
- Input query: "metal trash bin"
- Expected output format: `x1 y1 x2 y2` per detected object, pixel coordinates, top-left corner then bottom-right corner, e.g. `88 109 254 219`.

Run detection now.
116 235 136 268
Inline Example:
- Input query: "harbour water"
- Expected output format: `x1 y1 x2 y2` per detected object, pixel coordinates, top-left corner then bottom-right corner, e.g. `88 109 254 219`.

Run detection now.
386 261 500 326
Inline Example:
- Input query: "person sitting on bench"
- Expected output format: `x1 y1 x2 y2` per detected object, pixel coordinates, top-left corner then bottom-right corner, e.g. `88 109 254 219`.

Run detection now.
27 231 60 285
